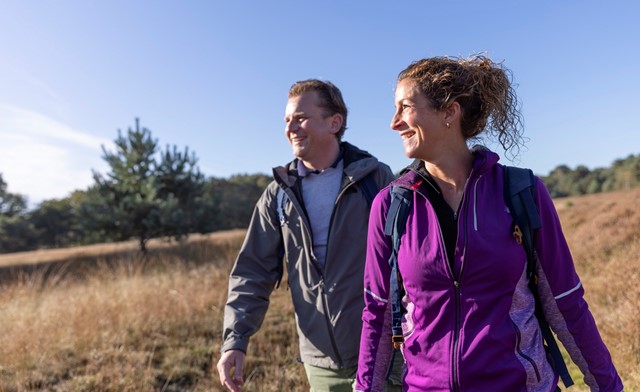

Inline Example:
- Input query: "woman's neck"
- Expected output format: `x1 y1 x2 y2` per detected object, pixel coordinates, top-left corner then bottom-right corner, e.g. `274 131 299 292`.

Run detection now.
423 149 474 211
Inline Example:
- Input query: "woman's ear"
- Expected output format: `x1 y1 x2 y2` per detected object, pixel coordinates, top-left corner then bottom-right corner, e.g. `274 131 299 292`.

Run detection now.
444 101 461 126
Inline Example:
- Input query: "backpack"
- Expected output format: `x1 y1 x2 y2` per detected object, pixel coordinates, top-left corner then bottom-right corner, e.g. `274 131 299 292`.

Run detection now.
273 172 380 288
383 166 573 388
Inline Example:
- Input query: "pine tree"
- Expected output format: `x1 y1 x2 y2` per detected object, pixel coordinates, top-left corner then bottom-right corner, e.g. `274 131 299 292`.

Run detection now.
0 173 34 253
89 119 205 253
0 173 27 217
155 144 205 241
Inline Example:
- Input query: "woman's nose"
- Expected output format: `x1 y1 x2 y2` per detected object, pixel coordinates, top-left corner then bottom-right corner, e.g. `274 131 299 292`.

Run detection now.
390 110 404 131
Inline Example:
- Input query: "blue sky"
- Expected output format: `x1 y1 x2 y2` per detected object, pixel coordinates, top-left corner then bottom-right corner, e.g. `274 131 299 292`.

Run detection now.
1 1 638 205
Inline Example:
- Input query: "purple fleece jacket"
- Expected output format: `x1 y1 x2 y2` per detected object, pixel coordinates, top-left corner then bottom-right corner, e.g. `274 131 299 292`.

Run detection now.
355 150 623 392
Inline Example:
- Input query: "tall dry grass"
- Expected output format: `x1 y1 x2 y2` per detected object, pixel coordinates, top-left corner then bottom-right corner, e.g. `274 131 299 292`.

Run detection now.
0 230 305 391
0 188 638 391
553 187 640 391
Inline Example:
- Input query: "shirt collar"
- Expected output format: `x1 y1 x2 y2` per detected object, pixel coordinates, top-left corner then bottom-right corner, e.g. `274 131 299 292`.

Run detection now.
297 146 344 177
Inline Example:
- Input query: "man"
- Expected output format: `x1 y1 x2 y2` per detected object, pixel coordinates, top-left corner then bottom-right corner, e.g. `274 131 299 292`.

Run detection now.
217 79 398 391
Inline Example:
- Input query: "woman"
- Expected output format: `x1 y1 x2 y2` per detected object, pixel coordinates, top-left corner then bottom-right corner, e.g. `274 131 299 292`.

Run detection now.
355 55 623 391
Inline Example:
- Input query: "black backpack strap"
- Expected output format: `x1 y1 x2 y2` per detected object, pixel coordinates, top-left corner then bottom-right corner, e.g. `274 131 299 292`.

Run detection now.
383 185 412 349
504 166 541 275
504 166 574 388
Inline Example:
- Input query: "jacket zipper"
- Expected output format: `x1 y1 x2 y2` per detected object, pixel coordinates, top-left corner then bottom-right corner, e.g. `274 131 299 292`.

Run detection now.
411 167 465 390
285 186 343 366
431 204 461 392
514 326 541 382
410 165 489 391
319 202 343 368
288 188 324 277
325 177 357 268
320 280 344 368
413 178 462 391
452 280 461 392
451 172 482 392
316 178 359 369
451 197 465 392
277 169 364 369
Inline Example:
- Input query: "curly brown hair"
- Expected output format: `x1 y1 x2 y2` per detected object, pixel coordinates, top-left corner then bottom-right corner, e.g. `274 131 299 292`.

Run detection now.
398 54 524 155
289 79 348 140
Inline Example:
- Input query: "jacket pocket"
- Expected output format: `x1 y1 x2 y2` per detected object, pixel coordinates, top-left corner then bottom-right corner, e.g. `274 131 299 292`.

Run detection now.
513 323 542 383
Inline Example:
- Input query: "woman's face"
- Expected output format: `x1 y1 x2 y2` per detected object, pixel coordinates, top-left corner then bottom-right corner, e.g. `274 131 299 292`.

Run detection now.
390 79 448 161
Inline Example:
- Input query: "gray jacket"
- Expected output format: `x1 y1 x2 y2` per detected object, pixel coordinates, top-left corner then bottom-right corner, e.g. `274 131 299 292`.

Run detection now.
221 142 394 369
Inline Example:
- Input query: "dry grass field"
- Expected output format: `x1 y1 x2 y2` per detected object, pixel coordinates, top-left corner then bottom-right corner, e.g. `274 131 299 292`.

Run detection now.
0 230 305 391
0 187 638 391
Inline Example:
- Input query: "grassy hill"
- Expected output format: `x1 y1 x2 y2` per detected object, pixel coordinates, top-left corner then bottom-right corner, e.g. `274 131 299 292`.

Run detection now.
0 188 638 391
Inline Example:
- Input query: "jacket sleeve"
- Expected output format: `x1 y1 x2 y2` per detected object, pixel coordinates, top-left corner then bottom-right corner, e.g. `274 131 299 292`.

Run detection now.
356 187 395 392
221 183 283 354
533 178 624 391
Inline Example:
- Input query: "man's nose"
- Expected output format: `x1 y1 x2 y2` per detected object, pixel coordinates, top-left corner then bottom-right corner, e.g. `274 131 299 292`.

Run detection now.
285 121 299 133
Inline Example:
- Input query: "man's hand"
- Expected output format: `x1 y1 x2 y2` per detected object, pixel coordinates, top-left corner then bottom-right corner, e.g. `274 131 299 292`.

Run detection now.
217 350 245 392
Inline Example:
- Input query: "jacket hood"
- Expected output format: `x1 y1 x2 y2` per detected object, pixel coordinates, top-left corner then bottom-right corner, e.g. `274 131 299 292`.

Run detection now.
272 141 380 188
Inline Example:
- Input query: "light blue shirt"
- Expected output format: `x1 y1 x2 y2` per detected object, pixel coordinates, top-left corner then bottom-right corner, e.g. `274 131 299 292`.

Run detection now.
298 159 343 267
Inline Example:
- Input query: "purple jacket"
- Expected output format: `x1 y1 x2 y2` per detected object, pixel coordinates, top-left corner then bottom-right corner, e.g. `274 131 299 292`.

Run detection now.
356 150 623 392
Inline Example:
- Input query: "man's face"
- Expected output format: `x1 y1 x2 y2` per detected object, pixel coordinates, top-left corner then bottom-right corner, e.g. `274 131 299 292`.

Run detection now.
284 91 341 164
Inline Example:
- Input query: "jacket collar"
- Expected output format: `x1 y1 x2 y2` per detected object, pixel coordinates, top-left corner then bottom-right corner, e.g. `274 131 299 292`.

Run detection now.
393 148 500 190
273 141 379 188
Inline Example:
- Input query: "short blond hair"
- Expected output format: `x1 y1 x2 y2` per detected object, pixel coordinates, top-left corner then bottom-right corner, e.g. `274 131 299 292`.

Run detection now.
289 79 348 140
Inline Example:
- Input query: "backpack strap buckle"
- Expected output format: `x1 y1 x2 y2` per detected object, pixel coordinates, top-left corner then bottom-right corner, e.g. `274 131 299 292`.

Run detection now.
392 335 404 349
513 224 523 244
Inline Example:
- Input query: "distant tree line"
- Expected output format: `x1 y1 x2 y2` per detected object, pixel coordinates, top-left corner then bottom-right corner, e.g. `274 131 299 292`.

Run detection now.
1 118 638 254
540 154 640 198
0 119 271 254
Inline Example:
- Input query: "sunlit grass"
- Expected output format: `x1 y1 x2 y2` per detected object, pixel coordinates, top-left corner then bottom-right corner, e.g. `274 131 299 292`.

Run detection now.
553 188 640 391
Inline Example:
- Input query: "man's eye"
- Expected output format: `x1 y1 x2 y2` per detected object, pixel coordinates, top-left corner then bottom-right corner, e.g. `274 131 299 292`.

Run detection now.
402 104 411 109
